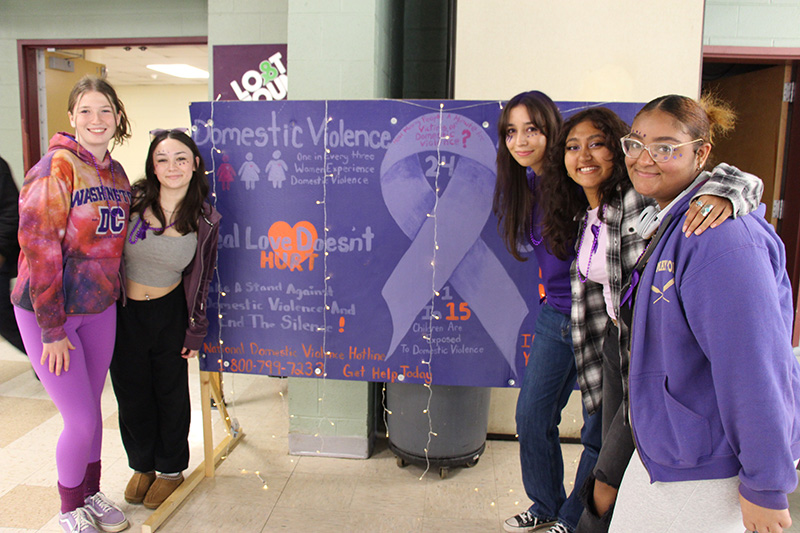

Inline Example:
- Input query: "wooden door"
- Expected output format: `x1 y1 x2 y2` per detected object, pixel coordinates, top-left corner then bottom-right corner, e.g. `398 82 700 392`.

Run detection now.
703 64 791 226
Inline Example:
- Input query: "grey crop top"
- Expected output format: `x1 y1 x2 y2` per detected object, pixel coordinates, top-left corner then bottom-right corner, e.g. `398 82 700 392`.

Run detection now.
125 215 198 287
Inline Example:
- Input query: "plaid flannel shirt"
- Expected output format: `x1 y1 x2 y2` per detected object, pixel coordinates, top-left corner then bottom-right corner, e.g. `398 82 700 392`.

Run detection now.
571 163 763 415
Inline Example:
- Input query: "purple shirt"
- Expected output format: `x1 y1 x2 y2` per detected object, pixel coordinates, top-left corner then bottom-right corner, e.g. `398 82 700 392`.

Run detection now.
528 167 573 316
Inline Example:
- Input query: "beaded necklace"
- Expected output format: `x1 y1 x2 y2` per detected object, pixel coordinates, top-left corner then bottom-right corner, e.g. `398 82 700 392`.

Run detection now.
529 216 542 246
527 168 543 246
88 151 118 209
577 205 606 283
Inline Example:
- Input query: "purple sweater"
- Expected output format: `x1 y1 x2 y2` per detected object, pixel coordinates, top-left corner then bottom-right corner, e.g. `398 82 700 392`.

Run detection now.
528 169 573 315
531 209 573 315
629 198 800 510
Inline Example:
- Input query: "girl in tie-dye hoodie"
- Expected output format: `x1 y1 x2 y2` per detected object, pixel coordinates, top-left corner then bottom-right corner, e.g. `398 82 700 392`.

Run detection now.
12 76 132 533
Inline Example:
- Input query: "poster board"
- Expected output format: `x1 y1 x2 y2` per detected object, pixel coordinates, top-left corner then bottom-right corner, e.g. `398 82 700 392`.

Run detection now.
190 99 642 387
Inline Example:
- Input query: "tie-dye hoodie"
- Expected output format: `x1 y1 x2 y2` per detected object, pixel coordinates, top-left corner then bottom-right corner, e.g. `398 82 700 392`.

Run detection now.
12 133 131 343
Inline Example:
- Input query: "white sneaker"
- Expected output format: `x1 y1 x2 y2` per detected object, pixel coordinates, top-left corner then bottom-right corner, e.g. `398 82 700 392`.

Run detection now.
58 507 99 533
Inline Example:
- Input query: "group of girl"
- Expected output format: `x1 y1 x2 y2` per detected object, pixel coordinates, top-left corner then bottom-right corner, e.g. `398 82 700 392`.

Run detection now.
13 76 219 533
495 90 800 533
14 74 800 533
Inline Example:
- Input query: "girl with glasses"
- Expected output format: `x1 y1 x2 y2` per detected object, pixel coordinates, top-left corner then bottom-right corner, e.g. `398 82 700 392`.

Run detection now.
12 76 131 533
610 94 799 533
109 130 221 511
540 105 763 532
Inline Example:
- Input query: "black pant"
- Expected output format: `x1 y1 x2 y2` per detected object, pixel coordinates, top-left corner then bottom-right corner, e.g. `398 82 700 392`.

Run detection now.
0 269 25 354
110 284 190 473
594 320 635 488
576 320 635 533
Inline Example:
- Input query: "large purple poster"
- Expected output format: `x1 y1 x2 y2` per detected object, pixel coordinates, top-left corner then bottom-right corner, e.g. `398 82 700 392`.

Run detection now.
189 99 642 387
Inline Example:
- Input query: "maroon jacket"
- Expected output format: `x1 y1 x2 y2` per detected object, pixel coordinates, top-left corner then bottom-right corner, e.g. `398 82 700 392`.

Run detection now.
182 202 221 350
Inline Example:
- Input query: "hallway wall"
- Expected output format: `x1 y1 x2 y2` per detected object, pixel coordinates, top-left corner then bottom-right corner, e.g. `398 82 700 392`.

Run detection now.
0 0 208 181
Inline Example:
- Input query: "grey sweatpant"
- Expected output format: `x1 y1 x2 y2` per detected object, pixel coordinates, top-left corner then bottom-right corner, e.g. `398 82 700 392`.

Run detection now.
610 453 743 532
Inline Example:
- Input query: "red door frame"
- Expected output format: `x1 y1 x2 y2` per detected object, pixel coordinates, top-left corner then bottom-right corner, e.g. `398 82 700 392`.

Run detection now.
17 36 207 173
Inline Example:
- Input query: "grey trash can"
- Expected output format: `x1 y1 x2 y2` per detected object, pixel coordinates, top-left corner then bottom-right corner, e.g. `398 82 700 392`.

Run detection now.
386 382 491 478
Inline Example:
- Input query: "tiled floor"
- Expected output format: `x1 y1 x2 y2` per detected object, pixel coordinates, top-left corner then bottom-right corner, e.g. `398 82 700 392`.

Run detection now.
0 337 575 533
1 335 799 533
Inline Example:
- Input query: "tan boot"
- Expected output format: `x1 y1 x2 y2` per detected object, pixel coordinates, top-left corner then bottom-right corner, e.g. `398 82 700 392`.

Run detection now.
124 471 156 504
143 473 184 509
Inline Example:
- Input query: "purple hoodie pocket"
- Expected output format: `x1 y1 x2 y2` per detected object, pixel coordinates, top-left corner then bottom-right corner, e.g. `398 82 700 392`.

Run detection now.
631 373 713 468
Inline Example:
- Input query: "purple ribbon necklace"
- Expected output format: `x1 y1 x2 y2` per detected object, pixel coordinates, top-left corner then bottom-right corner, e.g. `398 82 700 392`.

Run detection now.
527 167 543 246
128 210 176 244
529 216 542 246
577 205 605 283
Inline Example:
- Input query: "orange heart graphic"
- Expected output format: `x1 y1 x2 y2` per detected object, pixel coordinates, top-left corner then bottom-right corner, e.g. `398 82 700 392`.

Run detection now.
267 221 319 271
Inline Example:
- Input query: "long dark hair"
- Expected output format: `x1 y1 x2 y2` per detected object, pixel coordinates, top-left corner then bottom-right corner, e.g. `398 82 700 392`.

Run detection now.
541 107 630 260
132 130 209 235
492 90 562 261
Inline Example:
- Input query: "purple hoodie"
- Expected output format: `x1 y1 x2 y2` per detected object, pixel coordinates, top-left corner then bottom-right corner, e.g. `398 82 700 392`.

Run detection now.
629 194 800 510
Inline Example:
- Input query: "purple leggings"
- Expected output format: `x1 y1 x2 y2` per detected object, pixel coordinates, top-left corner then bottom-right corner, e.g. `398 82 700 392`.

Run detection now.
15 306 116 489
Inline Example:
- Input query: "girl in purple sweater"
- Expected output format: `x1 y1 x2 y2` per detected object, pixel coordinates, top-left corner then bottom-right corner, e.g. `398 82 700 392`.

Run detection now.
615 94 800 533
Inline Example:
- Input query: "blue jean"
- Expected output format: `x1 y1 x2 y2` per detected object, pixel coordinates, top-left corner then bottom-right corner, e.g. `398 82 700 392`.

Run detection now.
516 303 602 531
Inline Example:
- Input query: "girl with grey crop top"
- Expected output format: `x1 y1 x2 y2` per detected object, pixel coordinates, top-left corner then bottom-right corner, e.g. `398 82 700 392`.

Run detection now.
109 130 221 511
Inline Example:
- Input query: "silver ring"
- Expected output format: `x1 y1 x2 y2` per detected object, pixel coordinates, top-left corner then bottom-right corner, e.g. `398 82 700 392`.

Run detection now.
694 199 704 208
700 204 713 217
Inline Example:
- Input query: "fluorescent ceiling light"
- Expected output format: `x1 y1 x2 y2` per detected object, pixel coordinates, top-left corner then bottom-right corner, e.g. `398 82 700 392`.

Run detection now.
146 64 209 79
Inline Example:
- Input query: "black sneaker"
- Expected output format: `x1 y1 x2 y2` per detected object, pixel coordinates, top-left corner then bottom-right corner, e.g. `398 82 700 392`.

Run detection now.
503 510 556 532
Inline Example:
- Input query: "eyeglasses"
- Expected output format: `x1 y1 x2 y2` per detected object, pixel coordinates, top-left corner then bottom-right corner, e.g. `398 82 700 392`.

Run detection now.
620 135 703 162
149 127 189 139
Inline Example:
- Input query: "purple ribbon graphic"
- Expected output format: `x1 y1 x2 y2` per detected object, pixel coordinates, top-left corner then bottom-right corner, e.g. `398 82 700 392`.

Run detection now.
379 112 529 374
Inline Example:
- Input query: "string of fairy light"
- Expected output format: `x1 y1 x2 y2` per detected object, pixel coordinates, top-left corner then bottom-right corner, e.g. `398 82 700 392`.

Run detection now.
197 96 294 492
414 102 446 479
207 96 294 488
196 94 240 466
310 101 334 451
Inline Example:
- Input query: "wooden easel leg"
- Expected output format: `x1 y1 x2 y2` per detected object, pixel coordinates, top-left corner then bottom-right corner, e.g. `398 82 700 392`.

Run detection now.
208 371 238 444
201 371 215 477
140 370 244 533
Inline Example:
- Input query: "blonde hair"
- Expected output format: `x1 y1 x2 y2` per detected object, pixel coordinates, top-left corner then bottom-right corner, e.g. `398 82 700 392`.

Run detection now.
698 92 736 146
